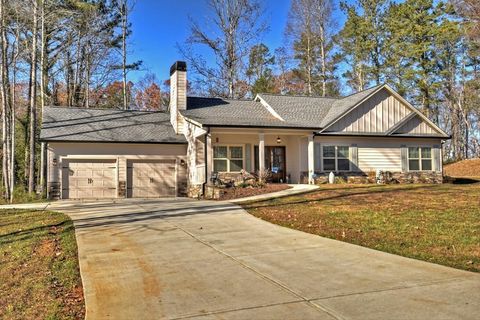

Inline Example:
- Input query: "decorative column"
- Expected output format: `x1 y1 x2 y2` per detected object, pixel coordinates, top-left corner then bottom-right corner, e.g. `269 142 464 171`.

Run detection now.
206 133 213 183
308 135 314 184
259 133 265 173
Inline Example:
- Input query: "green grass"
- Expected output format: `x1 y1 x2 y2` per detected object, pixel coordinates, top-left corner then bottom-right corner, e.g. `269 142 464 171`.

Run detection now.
0 210 84 319
0 187 47 205
243 183 480 272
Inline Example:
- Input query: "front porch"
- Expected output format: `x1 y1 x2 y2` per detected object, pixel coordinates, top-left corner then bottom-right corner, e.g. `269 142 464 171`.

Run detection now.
188 128 317 189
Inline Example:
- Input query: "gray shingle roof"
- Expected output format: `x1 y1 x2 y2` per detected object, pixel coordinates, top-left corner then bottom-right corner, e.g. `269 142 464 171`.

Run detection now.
322 84 383 127
40 106 187 144
182 85 385 129
182 97 311 128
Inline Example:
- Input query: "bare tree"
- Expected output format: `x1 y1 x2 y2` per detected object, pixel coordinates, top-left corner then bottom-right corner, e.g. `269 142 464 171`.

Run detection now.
27 0 38 194
180 0 267 98
0 0 11 200
285 0 337 97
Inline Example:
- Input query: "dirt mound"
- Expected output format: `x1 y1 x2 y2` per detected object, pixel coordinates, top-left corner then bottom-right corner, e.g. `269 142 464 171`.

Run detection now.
444 159 480 177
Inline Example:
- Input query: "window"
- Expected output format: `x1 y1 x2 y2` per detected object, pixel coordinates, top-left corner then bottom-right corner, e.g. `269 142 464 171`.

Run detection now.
408 147 432 171
322 145 350 171
213 146 244 172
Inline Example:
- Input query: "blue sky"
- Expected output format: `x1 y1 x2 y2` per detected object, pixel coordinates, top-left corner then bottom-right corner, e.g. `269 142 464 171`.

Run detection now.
129 0 348 83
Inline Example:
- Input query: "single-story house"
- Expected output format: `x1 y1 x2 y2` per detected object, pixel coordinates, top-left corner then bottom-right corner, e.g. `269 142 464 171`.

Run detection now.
40 61 449 199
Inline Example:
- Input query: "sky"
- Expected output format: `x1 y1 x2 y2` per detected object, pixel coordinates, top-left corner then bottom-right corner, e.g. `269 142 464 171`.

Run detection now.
128 0 348 83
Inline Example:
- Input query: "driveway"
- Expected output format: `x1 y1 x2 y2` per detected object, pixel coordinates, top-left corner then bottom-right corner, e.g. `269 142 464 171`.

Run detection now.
40 199 479 319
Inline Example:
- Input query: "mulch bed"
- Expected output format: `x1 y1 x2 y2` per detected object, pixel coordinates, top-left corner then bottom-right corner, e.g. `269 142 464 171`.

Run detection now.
218 184 291 200
444 158 480 177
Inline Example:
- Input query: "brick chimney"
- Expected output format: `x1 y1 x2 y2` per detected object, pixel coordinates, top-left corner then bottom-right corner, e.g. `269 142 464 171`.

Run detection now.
169 61 187 134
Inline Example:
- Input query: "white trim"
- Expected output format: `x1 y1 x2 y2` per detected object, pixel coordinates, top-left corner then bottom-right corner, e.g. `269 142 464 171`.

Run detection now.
320 85 386 133
407 146 433 172
212 144 245 173
255 94 285 121
320 84 449 138
320 145 351 172
382 85 447 137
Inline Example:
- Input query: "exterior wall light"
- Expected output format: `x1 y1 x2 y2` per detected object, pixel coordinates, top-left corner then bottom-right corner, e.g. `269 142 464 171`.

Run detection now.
276 136 281 144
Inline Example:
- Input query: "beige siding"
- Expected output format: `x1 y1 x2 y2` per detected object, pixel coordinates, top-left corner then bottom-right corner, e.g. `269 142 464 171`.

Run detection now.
395 115 438 135
47 142 187 199
208 130 311 183
328 88 412 133
358 147 401 171
310 136 443 173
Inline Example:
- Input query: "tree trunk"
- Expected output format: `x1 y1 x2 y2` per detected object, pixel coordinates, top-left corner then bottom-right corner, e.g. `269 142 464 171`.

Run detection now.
0 0 11 200
38 0 45 195
121 1 128 109
9 15 19 202
28 0 38 194
319 24 327 97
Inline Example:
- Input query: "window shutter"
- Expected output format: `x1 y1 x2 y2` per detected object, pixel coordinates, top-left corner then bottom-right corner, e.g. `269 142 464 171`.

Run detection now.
433 144 441 172
401 145 408 172
245 144 252 172
350 144 358 171
314 142 321 172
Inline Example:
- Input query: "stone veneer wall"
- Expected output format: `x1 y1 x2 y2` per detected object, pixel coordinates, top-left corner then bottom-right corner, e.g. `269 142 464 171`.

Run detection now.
300 171 443 184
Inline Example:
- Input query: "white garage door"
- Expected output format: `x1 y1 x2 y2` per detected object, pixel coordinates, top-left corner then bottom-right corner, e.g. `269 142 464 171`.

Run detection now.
63 160 117 199
128 160 176 198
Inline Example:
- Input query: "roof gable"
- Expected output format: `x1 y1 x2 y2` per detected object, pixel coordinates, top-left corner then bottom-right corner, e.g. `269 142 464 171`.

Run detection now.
320 85 448 138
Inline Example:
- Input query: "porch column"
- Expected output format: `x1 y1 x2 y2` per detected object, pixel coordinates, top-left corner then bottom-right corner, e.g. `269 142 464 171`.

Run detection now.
206 132 213 183
308 135 314 184
259 133 265 173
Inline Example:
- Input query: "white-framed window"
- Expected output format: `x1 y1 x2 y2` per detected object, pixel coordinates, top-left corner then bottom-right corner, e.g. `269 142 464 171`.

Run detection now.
322 145 350 171
408 147 432 171
213 145 244 172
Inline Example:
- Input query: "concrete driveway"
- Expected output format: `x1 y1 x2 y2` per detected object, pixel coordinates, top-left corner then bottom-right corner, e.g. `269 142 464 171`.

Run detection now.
42 199 479 319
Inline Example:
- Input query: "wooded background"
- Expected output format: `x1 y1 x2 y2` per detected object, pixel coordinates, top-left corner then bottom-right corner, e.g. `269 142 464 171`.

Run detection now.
0 0 478 201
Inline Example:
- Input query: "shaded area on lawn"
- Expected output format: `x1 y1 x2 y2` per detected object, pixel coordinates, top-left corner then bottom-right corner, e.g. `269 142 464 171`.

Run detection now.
219 183 291 200
0 209 84 319
243 183 480 273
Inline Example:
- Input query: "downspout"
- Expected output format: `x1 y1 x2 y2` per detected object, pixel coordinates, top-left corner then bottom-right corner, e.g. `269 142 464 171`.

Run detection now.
202 127 210 196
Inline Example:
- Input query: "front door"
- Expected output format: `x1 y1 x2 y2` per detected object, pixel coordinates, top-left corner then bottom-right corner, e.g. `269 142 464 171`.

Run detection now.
254 146 286 183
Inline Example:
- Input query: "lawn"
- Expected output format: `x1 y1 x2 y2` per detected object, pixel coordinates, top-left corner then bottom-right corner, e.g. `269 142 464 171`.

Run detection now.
243 183 480 273
0 209 84 319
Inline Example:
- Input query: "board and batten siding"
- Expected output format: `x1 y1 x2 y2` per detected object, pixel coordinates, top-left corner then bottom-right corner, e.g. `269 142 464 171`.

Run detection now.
395 115 438 135
328 89 413 133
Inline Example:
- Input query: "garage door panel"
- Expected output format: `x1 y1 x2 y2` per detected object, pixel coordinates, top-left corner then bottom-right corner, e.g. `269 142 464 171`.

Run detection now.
128 160 176 198
63 160 117 199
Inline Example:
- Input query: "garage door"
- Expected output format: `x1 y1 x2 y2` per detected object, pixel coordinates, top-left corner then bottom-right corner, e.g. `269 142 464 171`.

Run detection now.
128 160 176 198
63 160 117 199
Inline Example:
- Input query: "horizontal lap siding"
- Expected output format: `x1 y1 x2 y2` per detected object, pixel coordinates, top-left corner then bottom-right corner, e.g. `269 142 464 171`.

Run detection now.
312 136 442 173
358 147 401 171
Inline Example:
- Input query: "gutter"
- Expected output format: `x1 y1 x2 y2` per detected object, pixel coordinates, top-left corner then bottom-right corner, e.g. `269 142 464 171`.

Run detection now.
202 127 210 197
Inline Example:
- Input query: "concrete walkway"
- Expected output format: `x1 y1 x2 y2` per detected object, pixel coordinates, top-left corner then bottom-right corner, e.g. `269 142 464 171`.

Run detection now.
229 184 319 203
2 199 479 319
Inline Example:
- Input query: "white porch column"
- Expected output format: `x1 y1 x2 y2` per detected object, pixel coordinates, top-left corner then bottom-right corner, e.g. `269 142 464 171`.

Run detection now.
259 133 265 173
206 133 213 183
308 135 314 184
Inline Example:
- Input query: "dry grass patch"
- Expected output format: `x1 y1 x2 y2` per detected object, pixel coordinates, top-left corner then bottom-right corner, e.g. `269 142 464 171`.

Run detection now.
0 210 84 319
243 183 480 272
444 158 480 178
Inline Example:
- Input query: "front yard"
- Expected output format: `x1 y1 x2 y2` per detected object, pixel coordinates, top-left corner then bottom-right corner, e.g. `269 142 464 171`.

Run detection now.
0 210 84 319
243 183 480 272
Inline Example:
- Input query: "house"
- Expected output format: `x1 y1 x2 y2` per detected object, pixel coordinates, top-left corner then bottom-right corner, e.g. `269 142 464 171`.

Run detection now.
40 61 449 200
